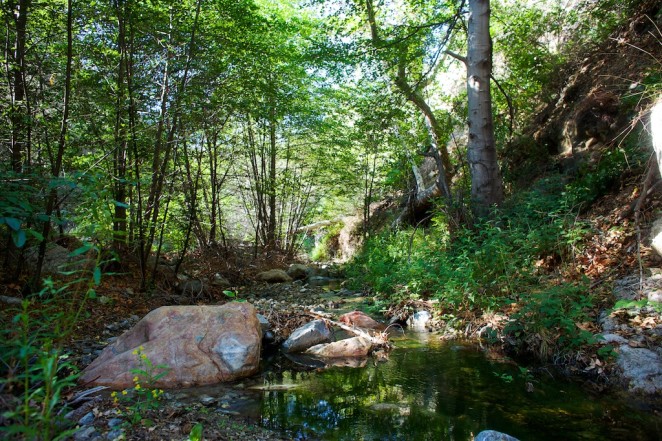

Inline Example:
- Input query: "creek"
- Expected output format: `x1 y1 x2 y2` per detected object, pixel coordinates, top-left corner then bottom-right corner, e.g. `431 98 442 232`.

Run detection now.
177 331 662 441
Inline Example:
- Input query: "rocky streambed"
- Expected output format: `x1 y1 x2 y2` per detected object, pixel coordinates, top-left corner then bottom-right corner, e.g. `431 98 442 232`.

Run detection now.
64 267 662 441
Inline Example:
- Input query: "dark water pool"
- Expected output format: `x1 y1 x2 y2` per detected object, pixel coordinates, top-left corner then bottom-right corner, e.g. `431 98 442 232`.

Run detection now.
187 332 662 440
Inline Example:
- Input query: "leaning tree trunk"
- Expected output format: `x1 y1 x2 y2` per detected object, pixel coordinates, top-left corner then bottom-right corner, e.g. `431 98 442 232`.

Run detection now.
466 0 503 218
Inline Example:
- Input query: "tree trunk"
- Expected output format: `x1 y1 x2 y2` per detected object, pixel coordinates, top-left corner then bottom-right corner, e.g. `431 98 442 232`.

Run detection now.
267 104 277 248
466 0 503 218
32 0 72 289
9 0 31 173
113 0 129 248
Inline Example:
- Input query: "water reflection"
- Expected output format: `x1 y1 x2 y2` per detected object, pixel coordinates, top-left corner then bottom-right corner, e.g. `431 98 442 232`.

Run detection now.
257 335 662 440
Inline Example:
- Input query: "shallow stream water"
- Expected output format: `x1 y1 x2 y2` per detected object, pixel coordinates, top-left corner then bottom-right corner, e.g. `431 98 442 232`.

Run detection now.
181 331 662 440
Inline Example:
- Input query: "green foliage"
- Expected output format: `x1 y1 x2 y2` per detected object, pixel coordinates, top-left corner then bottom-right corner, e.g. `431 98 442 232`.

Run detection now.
505 281 596 360
111 346 169 426
188 423 204 441
0 269 102 440
0 301 80 440
309 222 344 261
346 172 603 358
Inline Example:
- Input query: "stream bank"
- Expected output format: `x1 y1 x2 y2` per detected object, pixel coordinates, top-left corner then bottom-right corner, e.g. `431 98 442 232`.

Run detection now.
64 268 662 441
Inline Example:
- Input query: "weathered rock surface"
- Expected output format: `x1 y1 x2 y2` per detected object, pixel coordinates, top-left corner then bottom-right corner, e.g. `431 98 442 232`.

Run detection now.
616 345 662 394
256 269 292 283
282 320 331 353
177 279 208 297
339 311 386 331
80 303 261 389
25 243 90 275
287 264 310 280
257 314 270 335
306 337 372 358
474 430 520 441
212 273 232 288
407 310 431 330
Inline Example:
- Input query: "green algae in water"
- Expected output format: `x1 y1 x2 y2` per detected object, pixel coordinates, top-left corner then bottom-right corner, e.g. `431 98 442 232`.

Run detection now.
256 336 662 440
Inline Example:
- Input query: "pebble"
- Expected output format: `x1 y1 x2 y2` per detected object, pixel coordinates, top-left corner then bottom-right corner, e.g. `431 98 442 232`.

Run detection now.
199 395 216 406
106 428 123 440
74 426 99 441
78 411 95 426
107 418 123 428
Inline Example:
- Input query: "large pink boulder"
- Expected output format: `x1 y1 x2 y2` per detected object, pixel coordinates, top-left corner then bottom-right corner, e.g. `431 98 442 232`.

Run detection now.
339 311 386 331
80 303 261 389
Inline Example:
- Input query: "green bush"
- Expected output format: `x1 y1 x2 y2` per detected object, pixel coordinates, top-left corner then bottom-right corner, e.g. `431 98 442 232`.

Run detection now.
345 172 604 358
0 246 102 440
504 281 596 360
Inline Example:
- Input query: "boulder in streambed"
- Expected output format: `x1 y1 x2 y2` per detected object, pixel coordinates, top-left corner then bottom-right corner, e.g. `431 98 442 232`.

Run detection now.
286 264 311 280
80 303 261 389
306 336 372 358
282 320 331 353
339 310 386 331
474 430 520 441
256 269 292 283
616 345 662 394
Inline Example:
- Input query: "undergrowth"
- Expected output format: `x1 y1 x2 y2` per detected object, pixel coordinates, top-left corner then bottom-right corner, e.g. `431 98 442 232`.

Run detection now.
0 245 104 440
346 139 645 361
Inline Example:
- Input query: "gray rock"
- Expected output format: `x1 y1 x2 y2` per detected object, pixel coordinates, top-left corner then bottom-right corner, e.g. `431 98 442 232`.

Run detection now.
256 269 292 284
598 334 628 345
474 430 520 441
613 276 641 301
407 310 432 330
199 395 216 406
599 311 618 333
287 264 310 280
78 411 95 426
617 345 662 394
25 243 91 275
74 426 99 441
178 279 207 297
282 320 332 353
107 418 123 428
648 289 662 303
106 428 123 440
651 217 662 257
257 314 270 335
212 273 231 288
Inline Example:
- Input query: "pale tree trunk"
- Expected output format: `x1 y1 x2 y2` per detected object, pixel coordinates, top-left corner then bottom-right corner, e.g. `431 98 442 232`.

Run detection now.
466 0 503 218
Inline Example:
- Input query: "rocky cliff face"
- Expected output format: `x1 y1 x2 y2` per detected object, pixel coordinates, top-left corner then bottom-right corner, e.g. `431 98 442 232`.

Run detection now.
529 2 662 170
